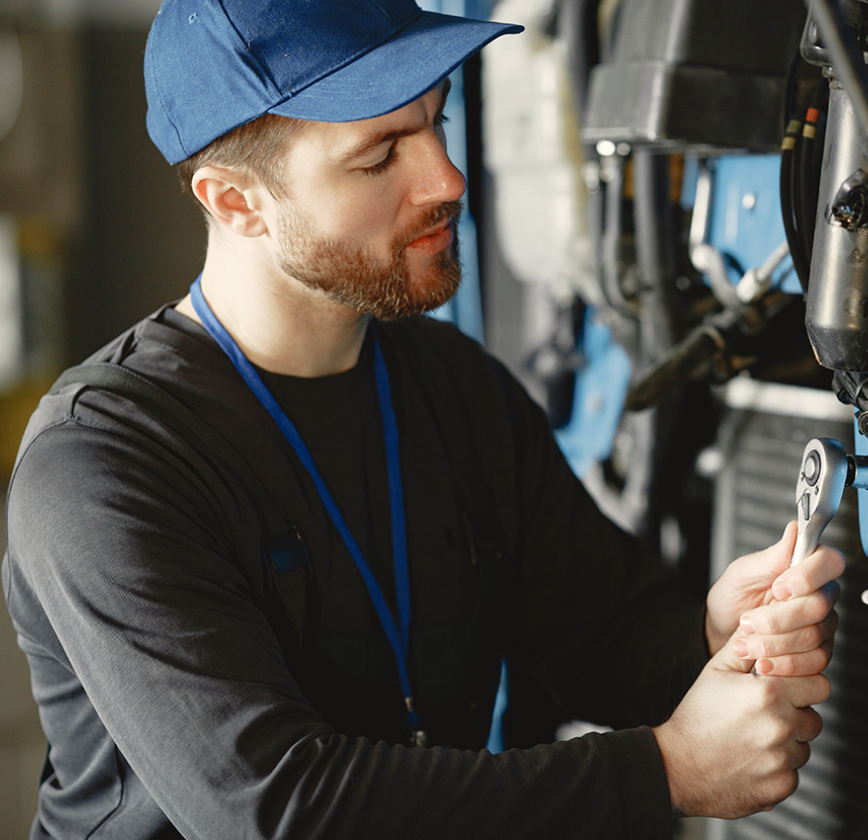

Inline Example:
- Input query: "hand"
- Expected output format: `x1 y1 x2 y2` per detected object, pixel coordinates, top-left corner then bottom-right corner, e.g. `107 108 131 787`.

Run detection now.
705 521 845 675
653 631 830 818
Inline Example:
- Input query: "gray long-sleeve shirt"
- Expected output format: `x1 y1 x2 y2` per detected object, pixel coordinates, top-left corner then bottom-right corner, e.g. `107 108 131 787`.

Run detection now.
3 307 707 839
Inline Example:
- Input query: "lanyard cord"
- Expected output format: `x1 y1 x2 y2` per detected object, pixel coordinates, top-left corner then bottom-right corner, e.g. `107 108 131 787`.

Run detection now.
189 276 418 735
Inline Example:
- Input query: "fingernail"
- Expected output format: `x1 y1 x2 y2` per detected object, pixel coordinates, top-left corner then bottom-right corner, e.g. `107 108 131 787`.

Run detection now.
733 638 750 658
739 614 756 634
755 659 773 675
773 579 793 600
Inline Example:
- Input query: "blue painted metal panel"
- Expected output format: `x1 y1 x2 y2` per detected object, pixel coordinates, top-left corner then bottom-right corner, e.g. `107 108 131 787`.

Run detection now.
555 311 633 477
854 416 868 557
707 154 799 294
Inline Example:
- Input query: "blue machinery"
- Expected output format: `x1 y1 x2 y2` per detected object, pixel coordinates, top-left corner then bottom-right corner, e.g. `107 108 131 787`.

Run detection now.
439 0 868 833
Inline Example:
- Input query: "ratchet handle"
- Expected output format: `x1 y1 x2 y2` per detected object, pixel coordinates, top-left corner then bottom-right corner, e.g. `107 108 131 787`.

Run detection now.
791 502 833 565
790 438 848 566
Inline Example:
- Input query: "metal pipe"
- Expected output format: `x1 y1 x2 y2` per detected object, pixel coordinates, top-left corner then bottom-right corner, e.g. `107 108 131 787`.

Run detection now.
805 0 868 154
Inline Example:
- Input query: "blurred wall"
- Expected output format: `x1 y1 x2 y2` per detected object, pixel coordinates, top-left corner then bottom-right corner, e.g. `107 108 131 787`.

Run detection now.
73 25 206 358
0 5 207 836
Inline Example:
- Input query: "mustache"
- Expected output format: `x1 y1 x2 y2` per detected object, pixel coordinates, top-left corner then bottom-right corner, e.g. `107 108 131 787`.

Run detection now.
398 200 463 248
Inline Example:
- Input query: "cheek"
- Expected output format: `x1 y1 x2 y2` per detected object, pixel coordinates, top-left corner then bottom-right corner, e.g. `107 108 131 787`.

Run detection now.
337 189 401 241
300 176 403 243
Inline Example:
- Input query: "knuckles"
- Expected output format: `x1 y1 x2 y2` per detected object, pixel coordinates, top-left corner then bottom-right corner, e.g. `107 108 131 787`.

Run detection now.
751 592 837 639
762 716 796 747
752 674 789 708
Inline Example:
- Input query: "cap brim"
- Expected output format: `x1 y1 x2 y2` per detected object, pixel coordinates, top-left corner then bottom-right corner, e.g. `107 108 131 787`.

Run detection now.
267 11 522 123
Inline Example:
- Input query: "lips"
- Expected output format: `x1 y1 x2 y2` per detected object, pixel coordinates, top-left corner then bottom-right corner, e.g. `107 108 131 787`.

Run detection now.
405 217 454 254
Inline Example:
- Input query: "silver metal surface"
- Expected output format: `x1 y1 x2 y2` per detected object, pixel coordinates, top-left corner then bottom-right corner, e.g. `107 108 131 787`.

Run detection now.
806 83 868 369
791 438 848 565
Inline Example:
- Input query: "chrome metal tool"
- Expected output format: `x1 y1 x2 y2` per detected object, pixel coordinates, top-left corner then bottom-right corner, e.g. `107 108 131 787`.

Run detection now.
791 438 848 566
791 437 868 566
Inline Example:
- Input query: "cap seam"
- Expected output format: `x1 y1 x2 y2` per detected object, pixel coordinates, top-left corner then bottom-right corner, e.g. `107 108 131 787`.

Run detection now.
217 0 283 97
367 0 403 25
219 0 423 103
265 9 425 109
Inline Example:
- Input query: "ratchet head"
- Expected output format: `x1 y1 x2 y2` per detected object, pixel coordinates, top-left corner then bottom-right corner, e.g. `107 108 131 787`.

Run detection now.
791 437 848 566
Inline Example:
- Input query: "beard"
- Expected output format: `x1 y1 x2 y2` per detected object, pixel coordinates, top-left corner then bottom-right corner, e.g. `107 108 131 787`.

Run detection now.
275 200 463 321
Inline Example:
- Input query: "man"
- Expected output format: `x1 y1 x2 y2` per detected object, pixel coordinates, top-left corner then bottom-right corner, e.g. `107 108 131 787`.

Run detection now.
2 1 844 838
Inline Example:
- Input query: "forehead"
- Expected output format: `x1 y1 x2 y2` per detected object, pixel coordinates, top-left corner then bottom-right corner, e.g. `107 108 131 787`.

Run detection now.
296 82 449 163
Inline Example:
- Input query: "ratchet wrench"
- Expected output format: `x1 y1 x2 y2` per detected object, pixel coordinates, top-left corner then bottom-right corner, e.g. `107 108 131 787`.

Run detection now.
790 437 868 566
791 438 848 566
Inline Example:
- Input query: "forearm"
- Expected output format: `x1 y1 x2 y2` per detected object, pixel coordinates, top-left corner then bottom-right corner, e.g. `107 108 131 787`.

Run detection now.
145 726 673 840
6 420 676 840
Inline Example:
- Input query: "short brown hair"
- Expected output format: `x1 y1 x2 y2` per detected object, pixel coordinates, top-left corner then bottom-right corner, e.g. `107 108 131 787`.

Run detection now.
176 113 306 205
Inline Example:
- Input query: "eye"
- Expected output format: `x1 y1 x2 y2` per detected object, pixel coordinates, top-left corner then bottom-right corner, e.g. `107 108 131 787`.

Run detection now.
360 142 399 177
433 111 450 146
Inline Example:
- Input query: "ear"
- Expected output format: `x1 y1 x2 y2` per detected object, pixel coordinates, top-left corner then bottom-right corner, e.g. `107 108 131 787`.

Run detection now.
191 166 270 237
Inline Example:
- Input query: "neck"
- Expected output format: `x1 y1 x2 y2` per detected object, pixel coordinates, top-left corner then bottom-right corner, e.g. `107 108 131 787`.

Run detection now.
176 238 370 378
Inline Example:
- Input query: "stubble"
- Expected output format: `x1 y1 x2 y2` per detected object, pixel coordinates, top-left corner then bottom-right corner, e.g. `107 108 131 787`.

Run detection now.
276 200 463 321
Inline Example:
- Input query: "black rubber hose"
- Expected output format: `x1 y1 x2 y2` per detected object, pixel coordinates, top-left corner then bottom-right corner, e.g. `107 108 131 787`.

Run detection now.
781 115 812 292
624 327 722 412
797 82 828 264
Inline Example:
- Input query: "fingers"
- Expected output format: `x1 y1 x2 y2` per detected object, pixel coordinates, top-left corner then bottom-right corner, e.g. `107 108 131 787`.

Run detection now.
735 610 838 676
704 523 800 655
656 661 827 818
779 673 832 711
705 534 844 670
794 706 824 746
714 628 759 673
731 543 844 676
742 580 840 637
770 543 846 601
725 521 799 592
752 639 833 677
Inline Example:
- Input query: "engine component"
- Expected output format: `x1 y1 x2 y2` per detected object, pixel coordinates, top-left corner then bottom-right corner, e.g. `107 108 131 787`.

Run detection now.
582 0 806 152
805 80 868 368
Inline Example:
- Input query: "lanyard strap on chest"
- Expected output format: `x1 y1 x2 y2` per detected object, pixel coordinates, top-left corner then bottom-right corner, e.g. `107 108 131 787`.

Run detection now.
190 276 420 739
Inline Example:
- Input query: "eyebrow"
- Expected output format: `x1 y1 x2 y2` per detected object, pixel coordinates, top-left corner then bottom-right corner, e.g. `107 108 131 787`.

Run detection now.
336 78 452 165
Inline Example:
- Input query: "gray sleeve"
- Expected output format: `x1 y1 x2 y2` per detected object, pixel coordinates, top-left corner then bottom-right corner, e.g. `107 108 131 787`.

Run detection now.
4 410 675 840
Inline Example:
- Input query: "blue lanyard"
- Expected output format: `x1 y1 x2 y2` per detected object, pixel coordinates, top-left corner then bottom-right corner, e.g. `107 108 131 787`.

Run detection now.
189 276 420 739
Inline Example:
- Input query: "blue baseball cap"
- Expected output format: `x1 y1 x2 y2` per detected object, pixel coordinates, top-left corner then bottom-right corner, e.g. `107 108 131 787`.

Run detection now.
145 0 522 164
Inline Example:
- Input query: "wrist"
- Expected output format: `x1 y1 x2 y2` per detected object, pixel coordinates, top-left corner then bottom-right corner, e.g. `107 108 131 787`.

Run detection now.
652 719 698 818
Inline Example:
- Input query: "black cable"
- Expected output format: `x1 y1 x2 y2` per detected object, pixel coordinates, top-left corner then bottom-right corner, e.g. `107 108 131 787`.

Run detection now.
792 106 810 254
796 83 827 260
833 370 868 438
780 114 812 291
783 48 804 138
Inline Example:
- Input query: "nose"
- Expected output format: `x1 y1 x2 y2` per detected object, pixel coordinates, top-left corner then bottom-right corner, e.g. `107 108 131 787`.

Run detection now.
407 134 466 207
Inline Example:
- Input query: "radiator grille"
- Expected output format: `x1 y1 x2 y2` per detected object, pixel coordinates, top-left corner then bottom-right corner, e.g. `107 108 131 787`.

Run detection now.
707 402 868 840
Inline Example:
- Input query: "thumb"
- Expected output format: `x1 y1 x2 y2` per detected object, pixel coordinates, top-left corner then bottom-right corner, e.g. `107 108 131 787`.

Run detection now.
727 521 798 592
711 628 755 674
